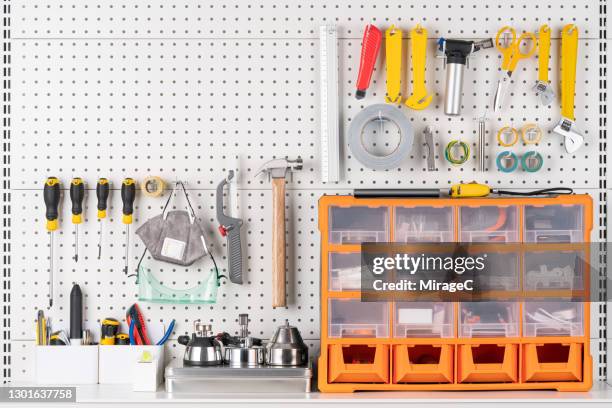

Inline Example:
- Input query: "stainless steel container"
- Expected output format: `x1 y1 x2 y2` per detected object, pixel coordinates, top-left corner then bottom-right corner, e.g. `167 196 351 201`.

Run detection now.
223 313 265 367
265 320 309 366
178 320 223 367
444 62 464 116
165 361 312 394
224 344 265 367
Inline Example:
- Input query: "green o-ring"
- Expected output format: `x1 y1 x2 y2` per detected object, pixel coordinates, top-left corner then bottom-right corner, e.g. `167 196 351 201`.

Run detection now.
521 151 544 172
496 151 518 173
444 140 470 165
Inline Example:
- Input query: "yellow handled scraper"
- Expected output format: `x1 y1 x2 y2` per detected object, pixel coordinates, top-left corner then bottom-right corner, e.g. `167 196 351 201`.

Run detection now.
384 25 403 104
553 24 583 153
405 24 432 110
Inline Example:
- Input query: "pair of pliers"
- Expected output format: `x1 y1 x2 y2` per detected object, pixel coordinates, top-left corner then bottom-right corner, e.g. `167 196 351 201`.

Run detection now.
126 303 151 345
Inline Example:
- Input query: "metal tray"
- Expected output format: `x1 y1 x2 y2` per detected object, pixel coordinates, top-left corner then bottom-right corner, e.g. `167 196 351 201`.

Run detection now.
165 360 312 394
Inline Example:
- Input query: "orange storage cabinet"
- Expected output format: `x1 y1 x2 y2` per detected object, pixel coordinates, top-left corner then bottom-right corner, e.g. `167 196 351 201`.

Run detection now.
318 194 593 392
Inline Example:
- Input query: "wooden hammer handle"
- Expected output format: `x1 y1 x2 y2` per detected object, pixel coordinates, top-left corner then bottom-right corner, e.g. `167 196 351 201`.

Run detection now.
271 177 286 308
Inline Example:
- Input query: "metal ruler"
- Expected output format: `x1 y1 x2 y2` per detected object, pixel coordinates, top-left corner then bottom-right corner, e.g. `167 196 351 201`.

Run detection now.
319 24 340 183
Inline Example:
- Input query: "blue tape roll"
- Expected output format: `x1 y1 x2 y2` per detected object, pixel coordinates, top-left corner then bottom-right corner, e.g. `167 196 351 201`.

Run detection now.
496 151 518 173
521 151 544 172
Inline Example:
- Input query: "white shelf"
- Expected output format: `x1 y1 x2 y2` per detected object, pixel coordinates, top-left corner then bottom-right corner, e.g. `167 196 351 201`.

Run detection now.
2 382 612 407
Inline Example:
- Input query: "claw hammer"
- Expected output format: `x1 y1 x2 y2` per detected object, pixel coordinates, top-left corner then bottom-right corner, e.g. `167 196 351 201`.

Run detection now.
256 158 303 308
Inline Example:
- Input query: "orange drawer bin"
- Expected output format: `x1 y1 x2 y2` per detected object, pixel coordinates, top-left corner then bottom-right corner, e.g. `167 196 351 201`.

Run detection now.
393 344 453 384
522 343 583 382
328 344 389 383
458 344 518 383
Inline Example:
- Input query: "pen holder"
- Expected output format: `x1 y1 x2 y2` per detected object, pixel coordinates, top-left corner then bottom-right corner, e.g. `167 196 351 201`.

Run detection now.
35 345 99 384
98 345 165 385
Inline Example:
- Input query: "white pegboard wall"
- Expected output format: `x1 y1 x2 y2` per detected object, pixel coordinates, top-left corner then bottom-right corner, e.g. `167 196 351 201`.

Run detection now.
6 0 608 383
12 38 599 188
13 0 598 39
11 187 321 341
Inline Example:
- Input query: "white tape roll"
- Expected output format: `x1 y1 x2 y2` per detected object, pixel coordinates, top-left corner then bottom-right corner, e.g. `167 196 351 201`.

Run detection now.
348 104 414 170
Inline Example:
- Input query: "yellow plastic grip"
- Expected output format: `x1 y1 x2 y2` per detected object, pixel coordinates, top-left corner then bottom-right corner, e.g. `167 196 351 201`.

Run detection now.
450 183 491 198
405 24 432 110
46 219 58 232
561 24 579 120
97 209 107 219
72 214 82 224
384 25 403 104
537 25 551 82
495 26 516 70
122 214 133 225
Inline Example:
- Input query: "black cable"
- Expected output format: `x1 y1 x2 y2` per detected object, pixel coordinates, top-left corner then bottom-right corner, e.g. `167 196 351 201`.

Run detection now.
494 187 574 196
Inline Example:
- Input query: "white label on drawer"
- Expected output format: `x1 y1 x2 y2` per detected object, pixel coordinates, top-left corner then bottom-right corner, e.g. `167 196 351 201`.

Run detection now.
398 308 433 324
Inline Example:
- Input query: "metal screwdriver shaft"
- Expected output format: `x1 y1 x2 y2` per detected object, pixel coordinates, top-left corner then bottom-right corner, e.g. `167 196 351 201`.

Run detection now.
96 178 110 259
70 178 85 263
43 177 60 308
121 178 136 275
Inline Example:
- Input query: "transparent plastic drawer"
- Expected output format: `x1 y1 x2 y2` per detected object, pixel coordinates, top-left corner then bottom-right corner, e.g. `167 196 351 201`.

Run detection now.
523 301 584 337
394 302 454 338
524 251 584 291
459 206 518 243
524 205 584 243
329 252 362 291
329 206 389 244
472 252 520 291
394 207 454 243
329 299 389 338
459 302 519 337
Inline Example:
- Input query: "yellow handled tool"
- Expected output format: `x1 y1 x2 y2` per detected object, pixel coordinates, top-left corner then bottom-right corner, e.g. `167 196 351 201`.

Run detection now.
384 25 403 104
560 25 578 121
101 318 120 345
493 26 536 112
121 178 136 275
44 177 61 308
354 184 573 199
449 183 492 198
70 177 84 263
533 24 555 105
405 24 432 110
552 24 583 153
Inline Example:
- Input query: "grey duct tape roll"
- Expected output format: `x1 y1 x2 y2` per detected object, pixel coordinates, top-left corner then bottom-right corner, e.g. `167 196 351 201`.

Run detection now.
348 104 414 170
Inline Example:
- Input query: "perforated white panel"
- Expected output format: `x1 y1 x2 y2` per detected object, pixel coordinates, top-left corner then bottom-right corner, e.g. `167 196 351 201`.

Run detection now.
6 0 607 383
11 38 600 188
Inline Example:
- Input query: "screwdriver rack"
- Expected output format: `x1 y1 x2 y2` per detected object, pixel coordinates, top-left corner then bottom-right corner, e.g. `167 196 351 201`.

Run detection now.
2 0 609 387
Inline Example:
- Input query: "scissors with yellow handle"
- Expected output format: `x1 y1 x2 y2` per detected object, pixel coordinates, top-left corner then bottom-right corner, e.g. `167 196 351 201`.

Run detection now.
493 26 536 112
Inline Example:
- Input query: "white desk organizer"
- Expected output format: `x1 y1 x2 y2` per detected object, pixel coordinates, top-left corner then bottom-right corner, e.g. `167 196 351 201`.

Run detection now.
98 345 165 386
35 345 99 384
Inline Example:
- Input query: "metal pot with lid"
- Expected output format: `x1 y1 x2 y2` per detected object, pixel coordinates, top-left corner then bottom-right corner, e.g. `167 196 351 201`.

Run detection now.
177 320 223 367
265 320 308 366
224 313 265 367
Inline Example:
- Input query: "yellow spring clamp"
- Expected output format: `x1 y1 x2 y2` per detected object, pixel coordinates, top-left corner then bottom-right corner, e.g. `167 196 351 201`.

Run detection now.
385 25 403 104
405 24 432 110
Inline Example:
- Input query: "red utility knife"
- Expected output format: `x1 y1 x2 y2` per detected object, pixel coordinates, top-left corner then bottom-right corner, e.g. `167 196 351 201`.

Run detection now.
355 24 382 99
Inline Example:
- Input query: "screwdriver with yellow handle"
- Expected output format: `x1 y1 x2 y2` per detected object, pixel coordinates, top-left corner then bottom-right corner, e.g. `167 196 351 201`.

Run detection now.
354 183 574 198
43 177 61 308
121 178 136 275
96 178 110 259
70 178 85 263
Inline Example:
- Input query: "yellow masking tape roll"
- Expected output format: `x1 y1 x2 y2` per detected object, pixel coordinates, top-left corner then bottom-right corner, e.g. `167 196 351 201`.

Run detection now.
141 176 165 198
